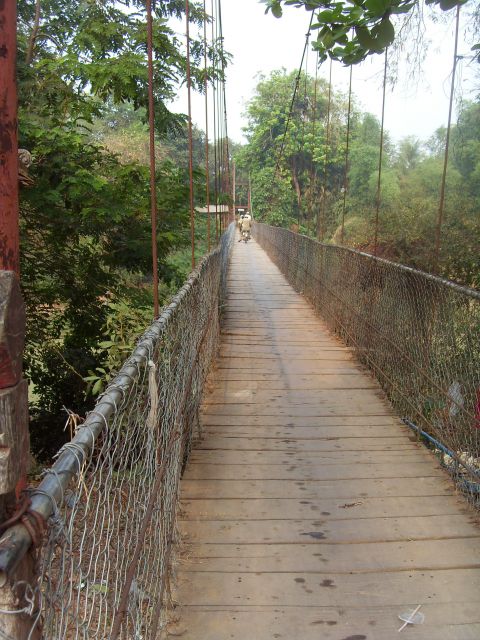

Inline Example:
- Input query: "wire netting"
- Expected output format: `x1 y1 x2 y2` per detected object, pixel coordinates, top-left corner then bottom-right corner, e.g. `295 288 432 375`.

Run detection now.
253 223 480 501
1 224 234 640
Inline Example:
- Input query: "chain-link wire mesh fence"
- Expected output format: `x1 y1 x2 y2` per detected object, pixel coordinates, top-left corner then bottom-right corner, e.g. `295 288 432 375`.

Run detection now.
253 223 480 501
0 224 234 640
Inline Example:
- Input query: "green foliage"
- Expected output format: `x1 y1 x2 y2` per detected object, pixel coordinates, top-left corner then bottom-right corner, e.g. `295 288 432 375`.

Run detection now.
238 69 479 290
236 69 346 234
18 0 221 459
84 288 157 397
262 0 473 64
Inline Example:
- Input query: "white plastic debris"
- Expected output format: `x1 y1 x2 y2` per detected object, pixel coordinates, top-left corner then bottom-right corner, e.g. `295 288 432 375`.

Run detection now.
398 605 424 632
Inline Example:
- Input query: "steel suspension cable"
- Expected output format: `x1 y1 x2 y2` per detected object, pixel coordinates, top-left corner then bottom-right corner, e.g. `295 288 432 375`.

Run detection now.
203 0 211 251
146 0 159 317
274 13 314 179
340 65 353 245
373 48 388 257
211 0 219 241
185 0 195 269
218 0 231 228
318 57 332 241
214 0 222 231
298 34 310 227
308 50 319 235
434 4 461 273
218 0 227 228
220 58 231 223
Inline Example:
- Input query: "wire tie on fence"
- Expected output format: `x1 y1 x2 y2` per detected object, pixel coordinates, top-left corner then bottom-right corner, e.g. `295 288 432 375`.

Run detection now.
30 489 59 521
41 468 65 506
0 605 32 616
86 409 109 430
84 424 96 450
58 442 87 469
97 391 119 415
0 582 40 626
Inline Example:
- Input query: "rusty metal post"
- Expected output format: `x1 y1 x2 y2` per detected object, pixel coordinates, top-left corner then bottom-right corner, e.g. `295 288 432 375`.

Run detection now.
0 1 20 276
146 0 160 317
231 160 236 222
0 2 40 637
433 4 460 273
373 48 388 257
185 0 196 269
248 174 252 217
203 0 211 252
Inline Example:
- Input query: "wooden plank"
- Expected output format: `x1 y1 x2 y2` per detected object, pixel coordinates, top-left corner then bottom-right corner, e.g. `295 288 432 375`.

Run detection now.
197 426 412 440
205 389 388 405
210 369 365 379
200 414 402 427
188 448 438 465
180 476 454 500
178 537 480 571
216 361 363 374
183 461 444 482
168 606 480 640
220 346 349 357
208 375 374 389
180 495 467 521
179 513 480 548
195 436 411 451
201 402 394 417
177 568 480 608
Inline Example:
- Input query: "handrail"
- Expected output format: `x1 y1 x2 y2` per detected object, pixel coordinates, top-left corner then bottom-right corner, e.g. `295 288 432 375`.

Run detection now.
0 223 235 636
253 223 480 494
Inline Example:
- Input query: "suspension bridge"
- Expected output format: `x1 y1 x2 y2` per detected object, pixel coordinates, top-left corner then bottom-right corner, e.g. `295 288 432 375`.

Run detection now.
1 0 479 639
0 223 478 639
176 228 480 640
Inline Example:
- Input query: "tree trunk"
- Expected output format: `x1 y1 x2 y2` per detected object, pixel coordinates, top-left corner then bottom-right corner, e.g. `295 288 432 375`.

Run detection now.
26 0 41 65
292 170 301 208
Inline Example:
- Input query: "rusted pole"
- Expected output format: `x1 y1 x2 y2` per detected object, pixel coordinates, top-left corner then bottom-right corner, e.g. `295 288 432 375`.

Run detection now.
185 0 196 269
308 51 319 234
0 3 39 637
232 160 236 220
318 58 332 242
0 3 20 276
203 0 211 251
340 65 353 245
433 4 460 273
211 0 219 241
146 0 160 317
373 48 388 257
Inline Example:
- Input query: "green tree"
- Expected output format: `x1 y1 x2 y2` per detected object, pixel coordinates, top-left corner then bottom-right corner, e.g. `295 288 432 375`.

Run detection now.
262 0 476 65
237 69 347 235
17 0 223 458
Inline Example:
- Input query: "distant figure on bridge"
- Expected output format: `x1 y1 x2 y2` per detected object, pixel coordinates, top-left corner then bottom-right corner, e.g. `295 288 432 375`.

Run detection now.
238 211 252 242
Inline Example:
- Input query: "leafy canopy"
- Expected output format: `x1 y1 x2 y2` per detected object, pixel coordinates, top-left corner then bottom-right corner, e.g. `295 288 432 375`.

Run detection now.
262 0 472 64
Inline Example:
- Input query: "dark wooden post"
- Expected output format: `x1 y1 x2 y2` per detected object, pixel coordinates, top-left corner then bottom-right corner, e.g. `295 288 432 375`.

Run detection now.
0 3 39 637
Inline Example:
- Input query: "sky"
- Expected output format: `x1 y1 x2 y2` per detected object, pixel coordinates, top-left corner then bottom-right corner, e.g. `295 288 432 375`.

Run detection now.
169 0 479 145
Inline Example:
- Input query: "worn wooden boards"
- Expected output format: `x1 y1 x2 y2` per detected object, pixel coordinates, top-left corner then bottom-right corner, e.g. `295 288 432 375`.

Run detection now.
173 236 480 640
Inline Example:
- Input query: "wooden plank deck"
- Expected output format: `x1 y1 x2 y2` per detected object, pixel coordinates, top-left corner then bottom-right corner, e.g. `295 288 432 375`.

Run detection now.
172 236 480 639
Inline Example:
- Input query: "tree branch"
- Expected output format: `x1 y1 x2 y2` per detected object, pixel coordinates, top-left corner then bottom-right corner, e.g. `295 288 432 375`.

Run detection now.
26 0 42 65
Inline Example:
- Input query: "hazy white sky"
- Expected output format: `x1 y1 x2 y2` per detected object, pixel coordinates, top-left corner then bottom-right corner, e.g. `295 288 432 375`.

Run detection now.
170 0 478 144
